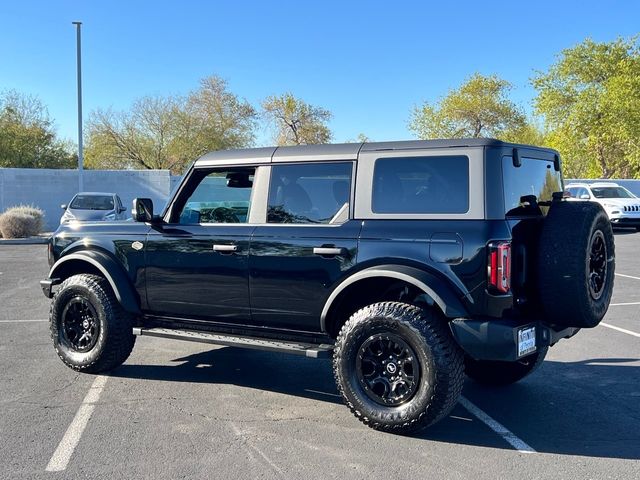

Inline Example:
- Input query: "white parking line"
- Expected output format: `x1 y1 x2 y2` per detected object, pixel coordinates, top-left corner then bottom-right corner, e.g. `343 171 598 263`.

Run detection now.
601 322 640 338
616 273 640 281
0 319 47 323
45 375 109 472
609 302 640 306
229 421 283 476
458 396 536 453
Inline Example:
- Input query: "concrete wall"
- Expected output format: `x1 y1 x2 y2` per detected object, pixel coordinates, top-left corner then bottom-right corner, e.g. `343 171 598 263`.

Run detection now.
0 169 173 231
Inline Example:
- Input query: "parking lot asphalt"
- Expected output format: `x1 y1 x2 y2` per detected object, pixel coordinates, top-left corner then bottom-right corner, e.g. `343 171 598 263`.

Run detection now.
0 232 638 480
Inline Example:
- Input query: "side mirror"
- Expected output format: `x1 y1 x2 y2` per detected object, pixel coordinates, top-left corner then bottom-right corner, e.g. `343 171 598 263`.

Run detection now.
61 204 68 210
118 206 127 214
132 198 154 222
579 194 590 200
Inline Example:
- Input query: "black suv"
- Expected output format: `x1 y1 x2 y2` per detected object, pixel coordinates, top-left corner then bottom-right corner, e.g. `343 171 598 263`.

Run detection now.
41 139 615 433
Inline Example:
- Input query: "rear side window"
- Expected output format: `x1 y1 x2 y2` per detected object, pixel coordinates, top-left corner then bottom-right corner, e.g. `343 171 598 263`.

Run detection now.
267 162 352 224
372 156 469 214
502 157 562 216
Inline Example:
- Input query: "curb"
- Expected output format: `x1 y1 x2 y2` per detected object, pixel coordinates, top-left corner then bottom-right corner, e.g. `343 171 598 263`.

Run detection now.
0 235 51 245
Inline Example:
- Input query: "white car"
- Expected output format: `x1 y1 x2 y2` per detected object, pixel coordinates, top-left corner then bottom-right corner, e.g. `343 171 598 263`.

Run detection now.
565 182 640 231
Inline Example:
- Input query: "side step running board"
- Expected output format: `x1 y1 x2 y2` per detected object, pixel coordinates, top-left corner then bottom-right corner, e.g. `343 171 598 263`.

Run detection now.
133 327 334 359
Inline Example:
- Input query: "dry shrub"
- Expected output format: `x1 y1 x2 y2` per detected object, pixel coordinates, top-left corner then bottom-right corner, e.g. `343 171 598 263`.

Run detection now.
0 205 44 238
0 212 39 238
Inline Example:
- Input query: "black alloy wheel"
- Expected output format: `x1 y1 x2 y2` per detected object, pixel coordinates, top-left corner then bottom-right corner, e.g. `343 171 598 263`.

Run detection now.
61 297 100 352
356 333 420 406
588 230 607 300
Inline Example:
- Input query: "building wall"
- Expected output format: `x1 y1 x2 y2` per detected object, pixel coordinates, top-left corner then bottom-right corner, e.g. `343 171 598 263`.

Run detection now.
0 169 173 231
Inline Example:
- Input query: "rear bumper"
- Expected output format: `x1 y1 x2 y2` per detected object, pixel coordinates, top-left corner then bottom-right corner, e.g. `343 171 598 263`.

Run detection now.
449 317 579 362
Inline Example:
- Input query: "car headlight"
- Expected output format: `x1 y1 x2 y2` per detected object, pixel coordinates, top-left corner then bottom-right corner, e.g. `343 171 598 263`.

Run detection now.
103 213 116 221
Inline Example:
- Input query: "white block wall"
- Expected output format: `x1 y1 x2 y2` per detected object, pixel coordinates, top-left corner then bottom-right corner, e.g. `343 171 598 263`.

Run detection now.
0 169 173 231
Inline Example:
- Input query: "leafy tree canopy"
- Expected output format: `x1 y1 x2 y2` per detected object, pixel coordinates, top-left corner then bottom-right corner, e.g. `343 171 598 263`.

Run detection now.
0 90 75 168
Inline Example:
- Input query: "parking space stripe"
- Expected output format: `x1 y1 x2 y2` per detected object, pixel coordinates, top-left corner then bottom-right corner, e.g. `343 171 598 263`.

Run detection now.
601 322 640 338
45 375 108 472
458 396 536 453
609 302 640 306
0 319 47 323
616 273 640 281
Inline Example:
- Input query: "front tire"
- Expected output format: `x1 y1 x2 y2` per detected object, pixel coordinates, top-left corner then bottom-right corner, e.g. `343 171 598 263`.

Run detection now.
464 346 548 386
50 274 135 373
333 302 464 433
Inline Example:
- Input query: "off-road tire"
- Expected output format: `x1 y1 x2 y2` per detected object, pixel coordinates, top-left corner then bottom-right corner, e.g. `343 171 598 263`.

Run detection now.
50 274 135 373
464 346 548 386
537 201 615 328
333 302 464 433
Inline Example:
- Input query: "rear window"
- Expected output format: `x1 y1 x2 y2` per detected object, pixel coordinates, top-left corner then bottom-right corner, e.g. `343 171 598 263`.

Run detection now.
502 157 562 216
372 156 469 214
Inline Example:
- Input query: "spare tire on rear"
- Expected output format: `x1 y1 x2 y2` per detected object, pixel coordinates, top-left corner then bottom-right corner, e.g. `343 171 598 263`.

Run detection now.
537 201 614 328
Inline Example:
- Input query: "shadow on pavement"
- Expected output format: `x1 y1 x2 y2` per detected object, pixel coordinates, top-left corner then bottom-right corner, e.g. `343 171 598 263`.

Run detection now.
111 349 640 460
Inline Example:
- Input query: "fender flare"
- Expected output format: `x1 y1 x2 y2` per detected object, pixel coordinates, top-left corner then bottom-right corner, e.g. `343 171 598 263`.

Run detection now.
48 251 141 315
320 264 469 332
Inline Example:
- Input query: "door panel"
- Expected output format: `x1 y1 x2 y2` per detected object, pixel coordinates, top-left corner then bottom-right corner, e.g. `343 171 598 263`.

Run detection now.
249 221 360 331
144 225 254 321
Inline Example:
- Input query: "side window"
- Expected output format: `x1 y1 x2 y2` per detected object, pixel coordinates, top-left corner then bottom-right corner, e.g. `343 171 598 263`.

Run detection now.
267 162 352 224
565 187 577 198
372 156 469 214
176 168 254 224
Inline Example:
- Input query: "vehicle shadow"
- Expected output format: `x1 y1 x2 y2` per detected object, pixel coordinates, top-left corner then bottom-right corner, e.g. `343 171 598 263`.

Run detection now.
111 349 640 460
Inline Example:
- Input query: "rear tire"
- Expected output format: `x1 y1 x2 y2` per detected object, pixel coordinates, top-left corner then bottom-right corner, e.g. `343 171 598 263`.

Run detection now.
333 302 464 433
537 201 615 328
50 274 135 373
464 347 548 386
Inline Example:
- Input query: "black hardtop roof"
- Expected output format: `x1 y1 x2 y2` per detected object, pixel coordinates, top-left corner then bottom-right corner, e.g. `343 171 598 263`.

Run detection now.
194 138 556 165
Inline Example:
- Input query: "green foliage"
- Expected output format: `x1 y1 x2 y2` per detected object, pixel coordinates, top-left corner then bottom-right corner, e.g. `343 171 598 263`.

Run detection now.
409 73 528 139
85 76 257 174
532 37 640 178
0 90 76 168
262 93 332 145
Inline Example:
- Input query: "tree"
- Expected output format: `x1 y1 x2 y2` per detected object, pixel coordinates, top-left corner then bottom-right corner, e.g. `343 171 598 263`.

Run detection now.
85 75 257 173
532 37 640 179
262 93 332 145
409 73 528 140
0 90 76 168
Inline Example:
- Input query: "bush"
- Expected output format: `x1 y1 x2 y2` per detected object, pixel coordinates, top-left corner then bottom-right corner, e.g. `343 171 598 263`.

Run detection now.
0 205 44 238
0 212 39 238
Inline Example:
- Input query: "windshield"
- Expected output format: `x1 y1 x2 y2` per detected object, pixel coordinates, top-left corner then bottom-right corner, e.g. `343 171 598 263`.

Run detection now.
591 187 636 199
70 195 115 210
502 156 562 216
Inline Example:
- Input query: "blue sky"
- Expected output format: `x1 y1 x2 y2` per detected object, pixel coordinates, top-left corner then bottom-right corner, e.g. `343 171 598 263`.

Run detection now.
1 0 638 146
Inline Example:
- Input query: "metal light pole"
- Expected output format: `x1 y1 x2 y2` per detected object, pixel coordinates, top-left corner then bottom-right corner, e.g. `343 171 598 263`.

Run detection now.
72 21 84 192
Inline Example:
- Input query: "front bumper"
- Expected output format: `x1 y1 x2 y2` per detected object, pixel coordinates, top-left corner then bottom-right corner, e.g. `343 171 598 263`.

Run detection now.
449 318 579 362
40 278 61 298
610 216 640 228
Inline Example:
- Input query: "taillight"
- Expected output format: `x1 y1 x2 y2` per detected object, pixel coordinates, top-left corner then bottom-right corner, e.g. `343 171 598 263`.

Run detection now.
488 242 511 294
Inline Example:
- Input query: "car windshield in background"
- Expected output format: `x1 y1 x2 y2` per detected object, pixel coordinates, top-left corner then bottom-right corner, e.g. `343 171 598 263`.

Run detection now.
591 187 636 199
502 156 562 216
70 195 115 210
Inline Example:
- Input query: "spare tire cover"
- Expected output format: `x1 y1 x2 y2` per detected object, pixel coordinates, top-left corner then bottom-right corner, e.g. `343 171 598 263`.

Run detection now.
537 201 615 328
